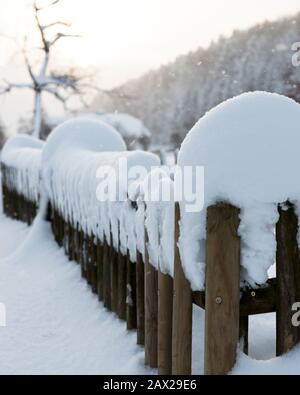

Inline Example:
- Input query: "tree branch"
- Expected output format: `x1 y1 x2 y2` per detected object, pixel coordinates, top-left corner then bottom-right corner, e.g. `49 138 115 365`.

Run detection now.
34 0 60 11
50 33 81 47
0 81 33 95
23 40 38 86
44 86 67 103
40 21 71 30
34 1 50 54
0 85 11 95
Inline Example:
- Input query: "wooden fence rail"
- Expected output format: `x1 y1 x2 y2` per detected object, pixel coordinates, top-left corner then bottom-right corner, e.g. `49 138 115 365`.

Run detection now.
2 168 300 375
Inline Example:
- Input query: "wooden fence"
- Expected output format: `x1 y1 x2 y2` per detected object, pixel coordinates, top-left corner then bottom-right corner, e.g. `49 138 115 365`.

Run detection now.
1 163 38 225
2 164 300 375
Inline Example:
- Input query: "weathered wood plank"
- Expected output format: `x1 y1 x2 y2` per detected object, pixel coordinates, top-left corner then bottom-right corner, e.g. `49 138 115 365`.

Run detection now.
126 255 137 330
172 202 192 375
97 240 104 301
110 247 119 314
86 235 93 287
103 235 111 310
204 203 241 375
144 228 158 369
240 279 277 317
158 270 173 375
276 203 300 356
239 316 249 355
81 234 88 280
118 251 127 320
91 237 98 294
136 249 145 346
193 278 277 317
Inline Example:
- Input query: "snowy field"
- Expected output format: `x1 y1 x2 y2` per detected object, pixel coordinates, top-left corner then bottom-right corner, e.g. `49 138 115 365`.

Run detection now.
0 215 152 375
0 213 297 375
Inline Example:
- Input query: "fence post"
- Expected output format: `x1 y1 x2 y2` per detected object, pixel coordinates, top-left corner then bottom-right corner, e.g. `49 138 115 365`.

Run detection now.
70 223 76 262
97 239 104 301
205 203 241 375
239 316 249 355
126 254 137 330
64 220 69 258
118 245 127 321
276 203 300 356
172 202 192 375
79 229 86 278
111 233 119 314
144 225 158 368
136 249 145 345
82 233 89 280
74 225 78 263
103 233 111 311
86 235 93 286
90 236 98 294
158 270 173 375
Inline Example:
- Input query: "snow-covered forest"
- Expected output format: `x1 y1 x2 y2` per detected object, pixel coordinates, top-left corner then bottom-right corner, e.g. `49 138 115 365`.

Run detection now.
95 13 300 147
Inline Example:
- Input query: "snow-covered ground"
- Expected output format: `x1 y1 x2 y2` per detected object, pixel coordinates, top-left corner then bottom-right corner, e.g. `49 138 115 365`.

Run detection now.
0 215 152 375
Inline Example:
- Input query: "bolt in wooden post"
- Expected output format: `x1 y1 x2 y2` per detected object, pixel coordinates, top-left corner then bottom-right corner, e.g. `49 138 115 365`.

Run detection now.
158 270 173 375
126 254 137 330
205 203 241 375
144 226 158 368
172 202 192 375
136 249 145 345
276 203 300 356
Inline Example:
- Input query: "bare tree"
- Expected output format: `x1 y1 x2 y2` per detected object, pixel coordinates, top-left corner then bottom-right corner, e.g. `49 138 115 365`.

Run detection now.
0 0 90 138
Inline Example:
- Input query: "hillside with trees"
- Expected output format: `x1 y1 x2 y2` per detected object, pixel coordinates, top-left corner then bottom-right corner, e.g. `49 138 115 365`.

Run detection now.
93 14 300 148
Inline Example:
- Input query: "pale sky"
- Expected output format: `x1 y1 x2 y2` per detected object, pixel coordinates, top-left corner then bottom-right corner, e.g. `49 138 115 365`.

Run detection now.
1 0 300 131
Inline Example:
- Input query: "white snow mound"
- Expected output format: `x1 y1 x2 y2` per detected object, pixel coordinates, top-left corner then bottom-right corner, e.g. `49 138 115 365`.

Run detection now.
1 134 44 203
41 117 160 256
42 117 127 166
2 134 44 167
178 91 300 290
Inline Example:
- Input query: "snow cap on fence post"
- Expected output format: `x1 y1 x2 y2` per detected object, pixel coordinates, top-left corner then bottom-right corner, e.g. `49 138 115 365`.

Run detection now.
177 91 300 290
40 117 126 233
1 134 44 205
